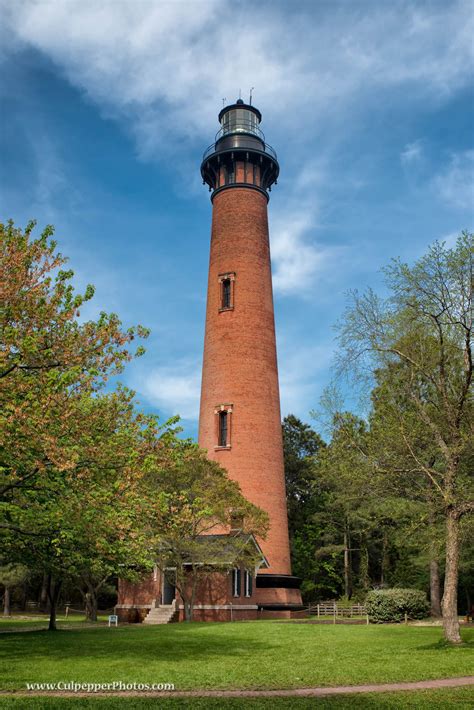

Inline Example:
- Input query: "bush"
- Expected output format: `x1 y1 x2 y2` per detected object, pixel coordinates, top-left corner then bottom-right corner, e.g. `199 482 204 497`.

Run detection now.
365 588 430 623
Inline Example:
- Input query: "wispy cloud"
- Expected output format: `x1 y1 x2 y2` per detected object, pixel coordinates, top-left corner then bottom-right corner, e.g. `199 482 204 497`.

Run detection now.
2 0 472 160
270 160 348 297
433 150 474 210
134 359 201 421
400 140 423 166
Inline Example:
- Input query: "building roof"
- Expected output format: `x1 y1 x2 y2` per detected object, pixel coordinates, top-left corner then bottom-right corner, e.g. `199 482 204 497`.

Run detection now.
180 532 269 570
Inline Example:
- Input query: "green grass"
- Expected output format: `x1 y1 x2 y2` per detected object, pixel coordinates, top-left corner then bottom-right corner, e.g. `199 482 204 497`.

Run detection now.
0 621 473 692
0 614 109 631
0 689 473 709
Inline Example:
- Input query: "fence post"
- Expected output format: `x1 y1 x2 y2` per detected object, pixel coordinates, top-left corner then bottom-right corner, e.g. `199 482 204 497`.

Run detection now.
333 606 336 625
404 612 408 625
366 614 369 625
317 604 320 618
65 605 69 618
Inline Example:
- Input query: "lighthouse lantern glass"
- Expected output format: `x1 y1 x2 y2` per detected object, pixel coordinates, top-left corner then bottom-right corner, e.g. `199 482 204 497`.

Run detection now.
221 108 259 136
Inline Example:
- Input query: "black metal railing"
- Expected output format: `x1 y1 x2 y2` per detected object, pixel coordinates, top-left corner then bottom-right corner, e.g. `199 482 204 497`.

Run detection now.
202 139 278 163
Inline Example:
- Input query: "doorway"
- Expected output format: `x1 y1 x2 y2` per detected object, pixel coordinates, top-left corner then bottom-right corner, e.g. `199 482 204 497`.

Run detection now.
163 573 176 605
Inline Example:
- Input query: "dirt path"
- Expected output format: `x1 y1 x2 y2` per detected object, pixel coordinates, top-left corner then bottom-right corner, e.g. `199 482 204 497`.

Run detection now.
2 676 473 698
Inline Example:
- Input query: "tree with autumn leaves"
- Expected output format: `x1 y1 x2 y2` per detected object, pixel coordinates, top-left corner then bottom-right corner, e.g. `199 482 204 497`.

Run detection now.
0 220 266 629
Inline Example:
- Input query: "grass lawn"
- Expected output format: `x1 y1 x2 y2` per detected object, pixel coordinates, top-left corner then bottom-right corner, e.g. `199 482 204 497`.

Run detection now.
0 621 473 693
0 614 108 631
0 690 473 709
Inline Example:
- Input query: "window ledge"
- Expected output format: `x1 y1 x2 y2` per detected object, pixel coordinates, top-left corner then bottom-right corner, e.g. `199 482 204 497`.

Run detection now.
215 445 232 451
218 306 234 313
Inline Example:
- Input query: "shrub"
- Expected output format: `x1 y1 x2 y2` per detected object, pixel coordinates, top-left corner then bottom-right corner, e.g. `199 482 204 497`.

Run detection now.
365 588 430 623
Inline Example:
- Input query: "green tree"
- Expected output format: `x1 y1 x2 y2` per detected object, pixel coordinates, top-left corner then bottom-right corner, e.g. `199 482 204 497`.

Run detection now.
146 446 269 621
282 415 332 602
337 233 473 643
0 563 28 616
1 220 148 513
0 220 168 629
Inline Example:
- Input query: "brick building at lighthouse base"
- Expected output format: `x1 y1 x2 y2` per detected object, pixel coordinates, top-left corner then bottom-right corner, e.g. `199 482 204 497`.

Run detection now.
117 533 301 623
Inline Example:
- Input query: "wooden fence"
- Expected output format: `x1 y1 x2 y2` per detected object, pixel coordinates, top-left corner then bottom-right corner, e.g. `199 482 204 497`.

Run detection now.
307 602 367 617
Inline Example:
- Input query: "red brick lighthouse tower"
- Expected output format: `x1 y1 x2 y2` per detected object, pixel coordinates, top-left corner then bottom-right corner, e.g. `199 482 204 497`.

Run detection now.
199 99 302 613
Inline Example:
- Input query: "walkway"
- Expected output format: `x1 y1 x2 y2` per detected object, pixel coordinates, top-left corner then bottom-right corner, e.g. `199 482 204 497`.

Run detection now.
2 676 473 698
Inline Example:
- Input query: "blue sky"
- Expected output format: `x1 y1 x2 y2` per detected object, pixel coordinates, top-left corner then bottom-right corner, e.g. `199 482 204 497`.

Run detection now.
1 0 473 439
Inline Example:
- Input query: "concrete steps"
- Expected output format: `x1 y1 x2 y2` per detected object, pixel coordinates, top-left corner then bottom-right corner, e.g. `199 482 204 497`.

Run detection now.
143 604 176 625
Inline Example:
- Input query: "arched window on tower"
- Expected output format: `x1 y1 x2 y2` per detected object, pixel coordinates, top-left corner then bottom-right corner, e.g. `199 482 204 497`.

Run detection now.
215 404 232 449
222 279 231 309
218 273 235 311
218 410 228 447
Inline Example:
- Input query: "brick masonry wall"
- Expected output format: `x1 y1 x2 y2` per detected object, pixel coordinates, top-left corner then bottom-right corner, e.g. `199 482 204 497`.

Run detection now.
198 186 292 576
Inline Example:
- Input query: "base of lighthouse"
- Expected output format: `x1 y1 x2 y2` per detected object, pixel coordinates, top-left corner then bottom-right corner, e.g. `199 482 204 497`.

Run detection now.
255 573 303 611
116 567 304 624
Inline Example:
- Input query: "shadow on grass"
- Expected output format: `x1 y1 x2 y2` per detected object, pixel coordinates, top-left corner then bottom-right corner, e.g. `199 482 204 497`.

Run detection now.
414 636 474 651
0 625 272 665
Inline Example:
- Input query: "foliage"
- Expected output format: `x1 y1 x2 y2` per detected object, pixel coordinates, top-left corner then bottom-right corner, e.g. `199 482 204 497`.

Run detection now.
0 562 28 615
335 233 473 643
145 446 269 620
0 563 28 589
0 221 178 628
365 588 430 623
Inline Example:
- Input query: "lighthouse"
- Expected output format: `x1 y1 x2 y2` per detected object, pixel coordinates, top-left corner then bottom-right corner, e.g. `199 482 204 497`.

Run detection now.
199 99 303 612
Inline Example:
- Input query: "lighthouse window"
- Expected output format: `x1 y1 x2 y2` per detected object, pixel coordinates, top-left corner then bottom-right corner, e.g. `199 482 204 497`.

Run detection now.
225 165 235 185
222 279 231 309
218 411 228 447
218 273 235 311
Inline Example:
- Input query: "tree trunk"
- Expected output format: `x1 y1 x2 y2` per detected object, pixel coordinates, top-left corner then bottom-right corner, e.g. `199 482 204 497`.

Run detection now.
441 510 462 644
39 573 49 611
359 545 370 590
84 590 98 622
183 572 198 622
380 529 392 587
429 558 442 617
184 599 192 622
3 586 11 616
46 576 62 631
343 529 351 599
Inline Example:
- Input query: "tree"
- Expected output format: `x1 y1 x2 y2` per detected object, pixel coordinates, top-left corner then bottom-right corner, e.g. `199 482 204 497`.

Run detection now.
282 416 334 601
4 387 182 630
283 415 325 536
1 219 148 512
337 233 473 643
0 563 28 616
0 220 161 629
145 446 269 621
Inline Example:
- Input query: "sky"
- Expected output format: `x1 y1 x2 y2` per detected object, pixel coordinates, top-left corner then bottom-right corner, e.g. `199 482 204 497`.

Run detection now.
1 0 473 439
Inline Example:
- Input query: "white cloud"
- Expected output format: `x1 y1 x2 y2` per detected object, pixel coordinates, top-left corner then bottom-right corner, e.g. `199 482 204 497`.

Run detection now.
1 0 473 159
433 150 474 210
270 211 345 297
400 140 423 166
269 160 348 296
134 359 201 420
